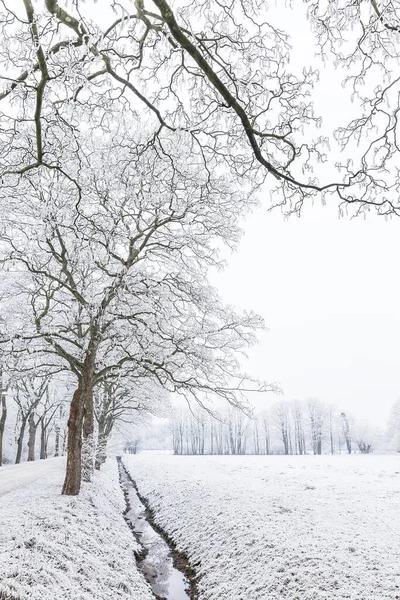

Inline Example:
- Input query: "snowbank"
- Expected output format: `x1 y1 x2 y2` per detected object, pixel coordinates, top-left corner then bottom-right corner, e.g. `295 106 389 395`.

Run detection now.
123 454 400 600
0 458 153 600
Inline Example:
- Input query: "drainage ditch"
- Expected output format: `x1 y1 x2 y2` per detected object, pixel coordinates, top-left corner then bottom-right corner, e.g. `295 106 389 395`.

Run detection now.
118 459 199 600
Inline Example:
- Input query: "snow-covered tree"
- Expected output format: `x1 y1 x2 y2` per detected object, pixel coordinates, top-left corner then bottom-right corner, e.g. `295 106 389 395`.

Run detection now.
124 438 141 455
354 420 376 454
0 360 8 467
11 376 49 463
94 378 167 469
340 412 354 455
0 1 354 217
293 400 307 456
271 400 293 455
261 410 272 456
308 0 400 217
226 408 251 455
1 129 272 493
37 385 66 460
307 398 326 456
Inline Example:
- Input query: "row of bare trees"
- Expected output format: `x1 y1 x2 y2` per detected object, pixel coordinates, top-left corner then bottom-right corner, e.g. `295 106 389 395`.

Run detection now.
15 378 64 464
171 399 379 456
0 363 167 468
0 366 69 466
267 400 376 456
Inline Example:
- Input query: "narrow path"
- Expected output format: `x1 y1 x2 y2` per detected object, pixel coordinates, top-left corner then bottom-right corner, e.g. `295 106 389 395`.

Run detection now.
118 460 197 600
0 457 65 496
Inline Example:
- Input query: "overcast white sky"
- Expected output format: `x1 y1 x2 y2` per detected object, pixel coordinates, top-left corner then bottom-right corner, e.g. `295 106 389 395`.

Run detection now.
212 201 400 427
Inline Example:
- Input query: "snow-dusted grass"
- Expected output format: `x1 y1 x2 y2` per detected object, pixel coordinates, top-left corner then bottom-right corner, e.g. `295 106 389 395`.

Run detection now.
0 458 153 600
123 454 400 600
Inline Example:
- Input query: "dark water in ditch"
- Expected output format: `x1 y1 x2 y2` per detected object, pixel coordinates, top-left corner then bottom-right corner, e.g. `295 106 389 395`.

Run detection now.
119 464 191 600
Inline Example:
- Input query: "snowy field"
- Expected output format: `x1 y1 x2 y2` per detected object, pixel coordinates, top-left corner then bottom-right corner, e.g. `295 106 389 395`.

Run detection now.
123 454 400 600
0 459 153 600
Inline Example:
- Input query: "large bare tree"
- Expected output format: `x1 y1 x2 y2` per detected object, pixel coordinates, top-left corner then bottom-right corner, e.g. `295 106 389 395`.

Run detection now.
1 129 272 494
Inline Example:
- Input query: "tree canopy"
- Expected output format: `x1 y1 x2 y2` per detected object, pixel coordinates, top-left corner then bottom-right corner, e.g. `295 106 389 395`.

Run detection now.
1 1 399 215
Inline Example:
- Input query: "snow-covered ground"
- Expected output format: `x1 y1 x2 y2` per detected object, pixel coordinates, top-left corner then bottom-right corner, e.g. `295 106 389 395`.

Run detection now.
123 454 400 600
0 457 66 497
0 458 154 600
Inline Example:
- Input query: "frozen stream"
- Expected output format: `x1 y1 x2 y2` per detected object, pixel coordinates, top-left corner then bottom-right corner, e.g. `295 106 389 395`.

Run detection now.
119 462 191 600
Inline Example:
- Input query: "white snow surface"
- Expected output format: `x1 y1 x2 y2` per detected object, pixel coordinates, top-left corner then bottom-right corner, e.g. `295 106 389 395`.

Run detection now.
0 457 66 497
0 458 154 600
123 454 400 600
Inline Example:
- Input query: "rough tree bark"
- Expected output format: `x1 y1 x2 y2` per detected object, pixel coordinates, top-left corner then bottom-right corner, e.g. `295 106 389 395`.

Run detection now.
94 406 115 470
0 395 6 467
15 417 28 464
27 412 37 461
0 369 6 467
82 388 94 482
94 417 108 471
54 425 60 457
61 387 85 495
62 353 96 495
40 419 47 459
61 427 67 456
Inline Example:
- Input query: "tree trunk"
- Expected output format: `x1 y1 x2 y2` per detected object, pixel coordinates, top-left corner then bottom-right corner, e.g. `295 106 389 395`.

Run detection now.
61 427 67 456
27 413 37 461
15 418 27 464
54 425 60 457
82 386 94 482
62 387 85 495
283 430 289 455
45 429 51 457
40 420 47 459
0 392 7 467
94 418 107 471
62 358 95 495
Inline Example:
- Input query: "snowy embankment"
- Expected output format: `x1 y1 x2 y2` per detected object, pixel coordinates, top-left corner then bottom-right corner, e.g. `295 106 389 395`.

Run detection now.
0 458 153 600
123 454 400 600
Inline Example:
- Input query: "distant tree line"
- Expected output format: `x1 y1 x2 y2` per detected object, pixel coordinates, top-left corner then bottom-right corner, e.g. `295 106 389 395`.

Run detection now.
124 438 141 455
170 398 386 456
